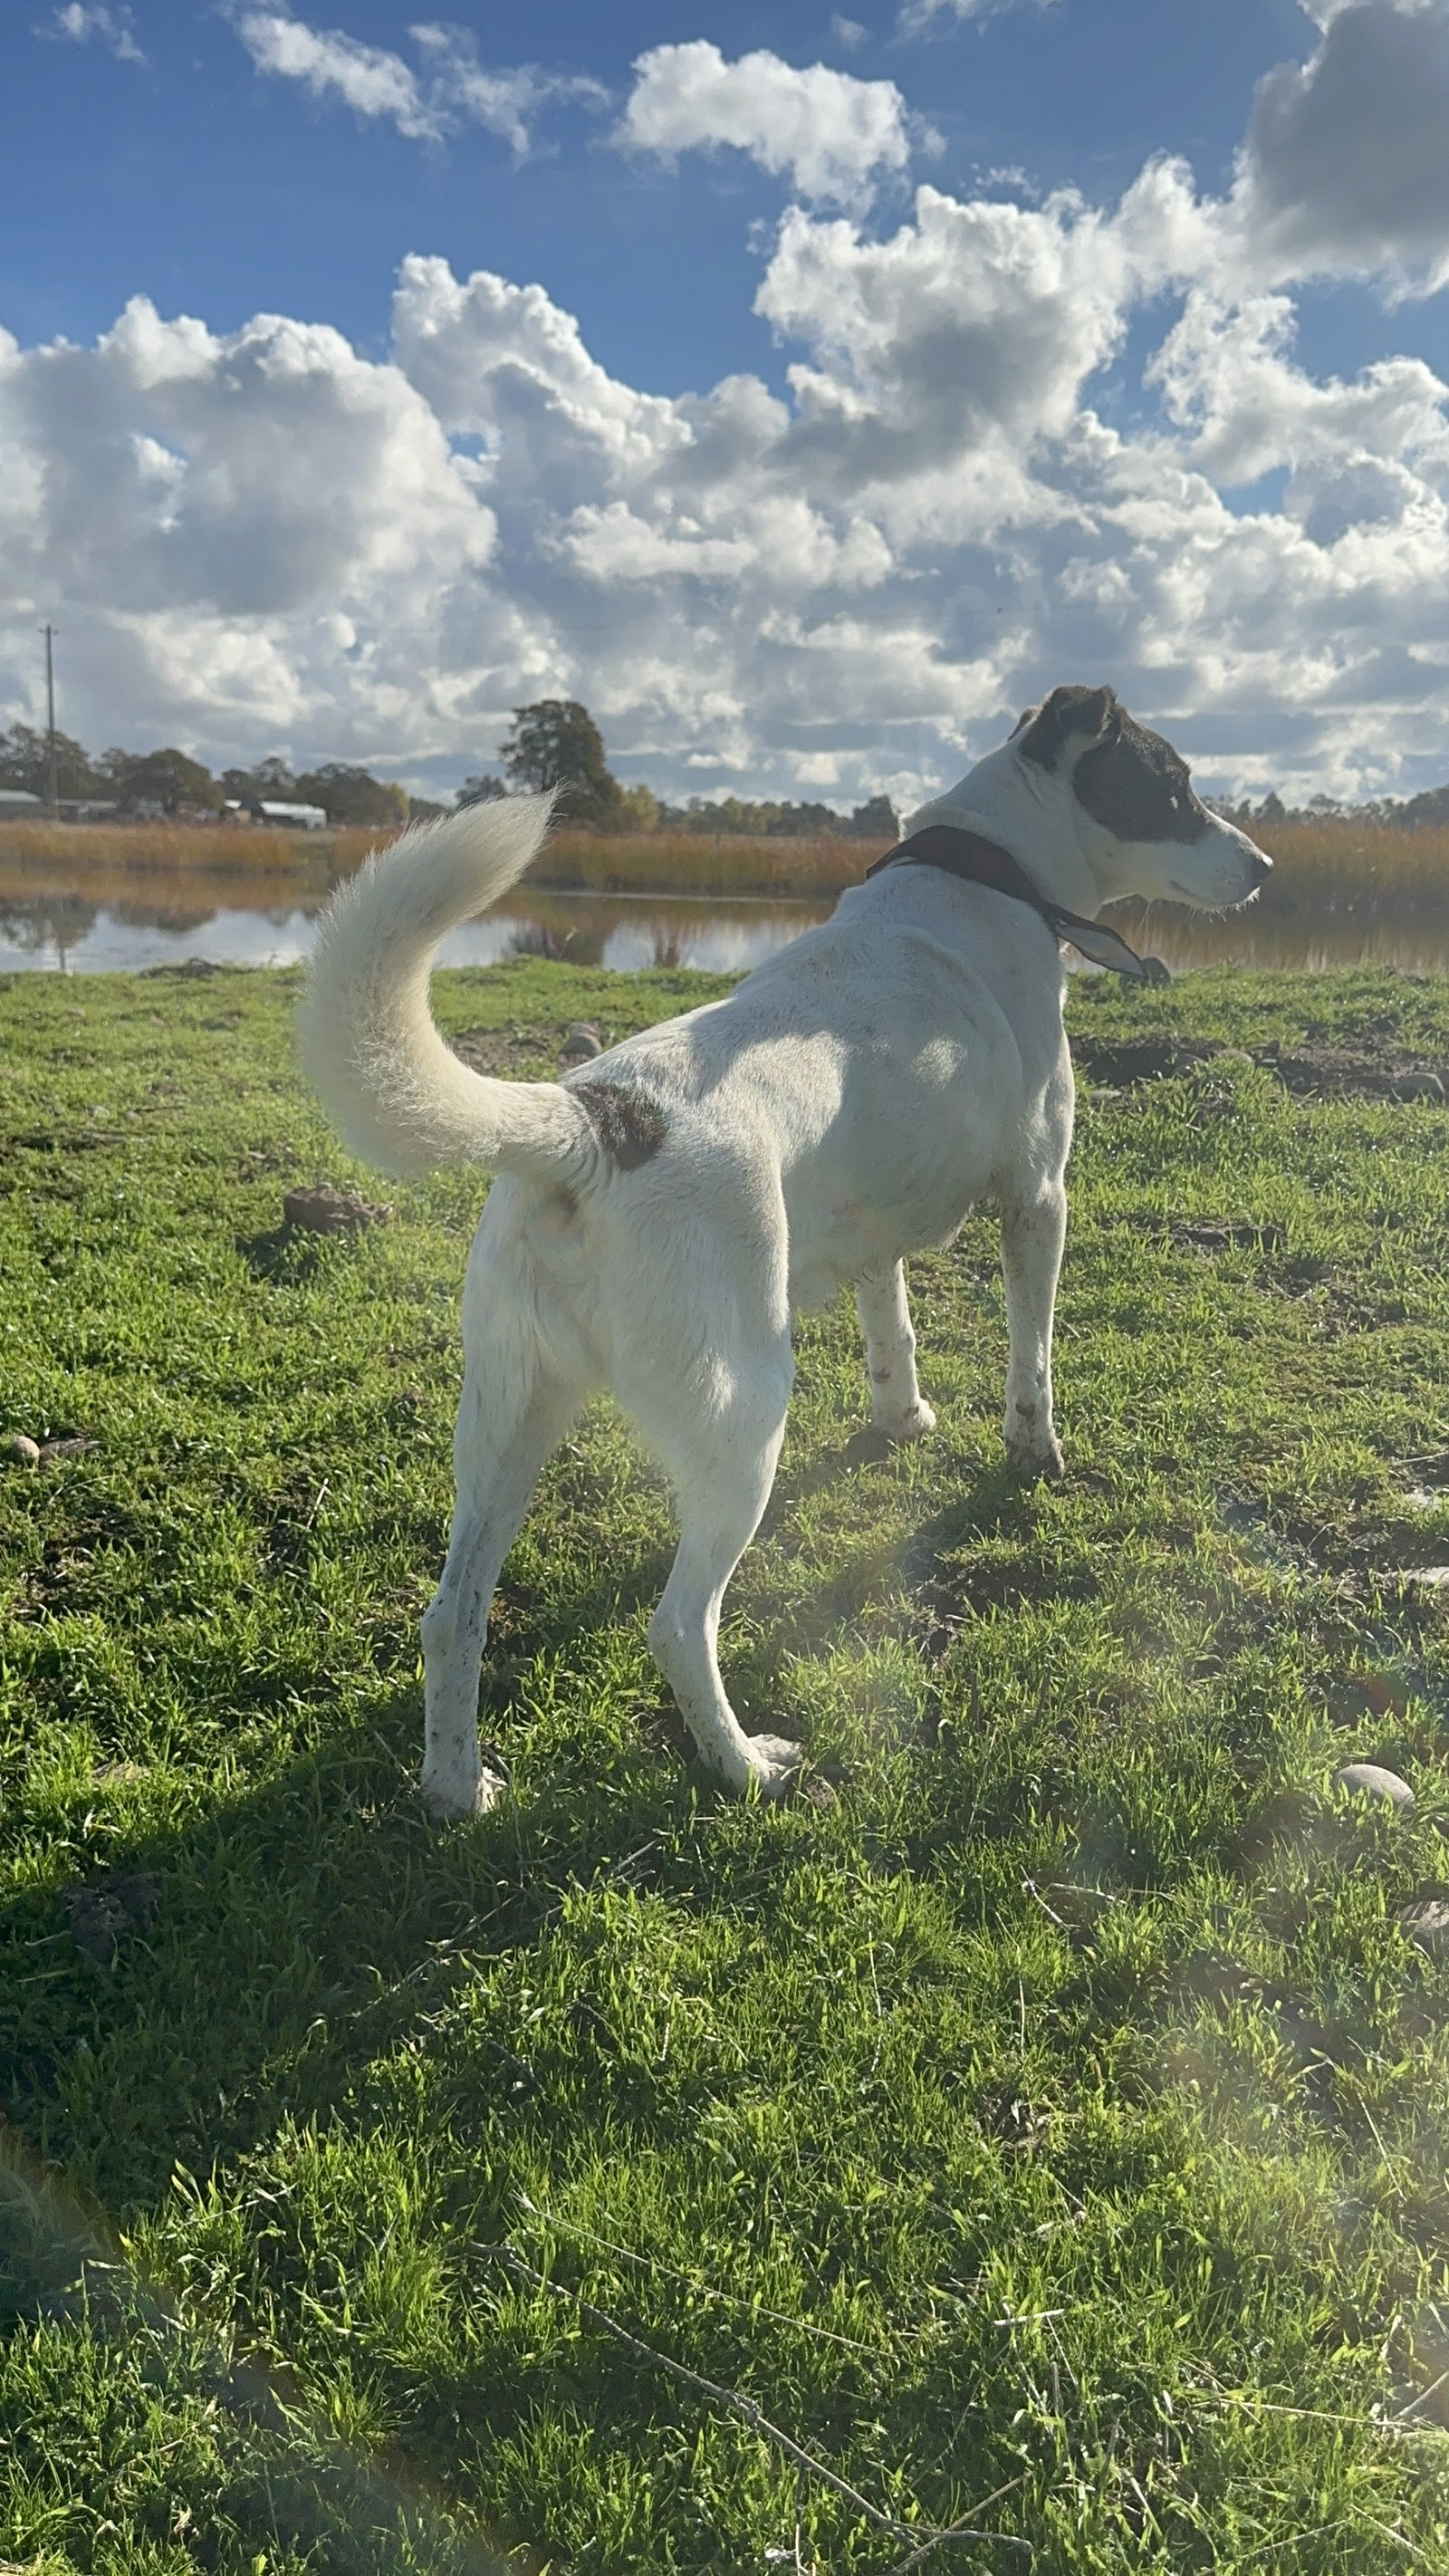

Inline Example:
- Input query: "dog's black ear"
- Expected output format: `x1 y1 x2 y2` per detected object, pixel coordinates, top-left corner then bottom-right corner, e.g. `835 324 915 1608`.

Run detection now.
1009 705 1038 739
1017 683 1119 769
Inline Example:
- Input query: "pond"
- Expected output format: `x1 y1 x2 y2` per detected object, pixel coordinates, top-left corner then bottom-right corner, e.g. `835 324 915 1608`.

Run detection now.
3 864 1448 979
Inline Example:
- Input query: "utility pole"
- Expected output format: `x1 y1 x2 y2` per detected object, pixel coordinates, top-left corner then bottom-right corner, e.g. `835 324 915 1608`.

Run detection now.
42 623 59 816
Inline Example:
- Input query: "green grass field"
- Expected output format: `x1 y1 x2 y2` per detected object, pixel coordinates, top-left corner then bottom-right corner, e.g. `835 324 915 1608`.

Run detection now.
3 956 1449 2574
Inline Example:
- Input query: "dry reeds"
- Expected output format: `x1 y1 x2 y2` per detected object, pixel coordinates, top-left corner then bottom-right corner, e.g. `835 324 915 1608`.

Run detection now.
528 829 878 899
0 820 383 875
1248 817 1449 916
4 810 1446 914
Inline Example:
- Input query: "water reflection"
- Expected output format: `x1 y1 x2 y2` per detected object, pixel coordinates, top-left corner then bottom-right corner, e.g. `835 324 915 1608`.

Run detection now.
2 861 1447 979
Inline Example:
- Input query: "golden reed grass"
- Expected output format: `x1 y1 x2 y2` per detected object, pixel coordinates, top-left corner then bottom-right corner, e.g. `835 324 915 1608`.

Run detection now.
3 812 1446 912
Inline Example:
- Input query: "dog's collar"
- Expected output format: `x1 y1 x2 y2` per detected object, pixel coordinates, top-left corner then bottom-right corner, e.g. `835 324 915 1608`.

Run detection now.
865 822 1149 982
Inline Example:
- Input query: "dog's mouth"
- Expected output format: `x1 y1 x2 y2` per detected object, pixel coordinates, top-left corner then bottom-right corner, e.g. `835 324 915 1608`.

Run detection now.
1165 875 1261 909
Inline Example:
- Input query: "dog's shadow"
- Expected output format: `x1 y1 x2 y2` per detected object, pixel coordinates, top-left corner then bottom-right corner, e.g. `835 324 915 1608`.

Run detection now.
0 1677 717 2244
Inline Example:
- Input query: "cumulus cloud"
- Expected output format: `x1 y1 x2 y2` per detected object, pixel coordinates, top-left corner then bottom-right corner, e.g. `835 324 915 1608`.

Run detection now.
233 10 602 152
1234 0 1449 292
36 2 143 62
6 21 1449 810
618 41 924 211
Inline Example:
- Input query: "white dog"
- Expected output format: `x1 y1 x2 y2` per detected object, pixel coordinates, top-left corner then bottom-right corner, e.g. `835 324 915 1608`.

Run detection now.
300 685 1269 1814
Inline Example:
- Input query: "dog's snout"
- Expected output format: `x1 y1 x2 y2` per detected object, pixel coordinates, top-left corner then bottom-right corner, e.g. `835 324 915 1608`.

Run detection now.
1245 844 1272 887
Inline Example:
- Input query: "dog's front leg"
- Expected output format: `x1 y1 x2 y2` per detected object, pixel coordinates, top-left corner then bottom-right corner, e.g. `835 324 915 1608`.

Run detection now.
1000 1184 1067 1479
856 1261 936 1441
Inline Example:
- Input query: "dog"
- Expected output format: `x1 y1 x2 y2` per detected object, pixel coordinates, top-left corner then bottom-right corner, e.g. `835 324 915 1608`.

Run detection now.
300 684 1270 1815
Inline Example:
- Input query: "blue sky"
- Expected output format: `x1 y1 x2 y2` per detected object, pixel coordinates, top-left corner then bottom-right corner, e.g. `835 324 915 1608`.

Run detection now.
5 0 1449 805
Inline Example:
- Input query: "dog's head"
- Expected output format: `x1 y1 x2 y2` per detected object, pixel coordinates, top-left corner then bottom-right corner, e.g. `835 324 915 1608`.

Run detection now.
1010 685 1271 911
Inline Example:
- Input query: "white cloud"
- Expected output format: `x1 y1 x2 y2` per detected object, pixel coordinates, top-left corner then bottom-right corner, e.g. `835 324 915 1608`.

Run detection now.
7 32 1449 810
831 16 869 46
233 10 602 153
898 0 1062 33
36 1 143 62
1233 0 1449 293
235 12 439 136
618 41 923 212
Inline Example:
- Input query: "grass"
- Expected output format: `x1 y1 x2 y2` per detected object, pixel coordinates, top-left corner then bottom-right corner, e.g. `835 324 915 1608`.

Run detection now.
3 955 1449 2572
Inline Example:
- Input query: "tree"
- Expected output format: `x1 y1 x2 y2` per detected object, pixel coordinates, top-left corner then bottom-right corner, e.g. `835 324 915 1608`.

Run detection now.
100 746 219 813
219 757 298 803
291 764 408 827
456 774 509 808
849 795 898 841
615 783 659 832
499 700 620 825
0 722 103 801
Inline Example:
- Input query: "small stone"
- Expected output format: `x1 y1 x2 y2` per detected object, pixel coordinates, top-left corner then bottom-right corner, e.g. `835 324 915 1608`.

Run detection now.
283 1184 391 1234
1395 1071 1445 1101
63 1868 160 1966
2 1433 41 1467
1401 1898 1449 1955
1335 1761 1415 1815
1396 1566 1449 1591
559 1021 603 1065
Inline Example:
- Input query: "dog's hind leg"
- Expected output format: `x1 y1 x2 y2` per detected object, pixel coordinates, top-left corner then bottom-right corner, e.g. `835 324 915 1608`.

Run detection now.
629 1346 802 1799
419 1355 581 1820
856 1260 936 1441
1000 1182 1067 1479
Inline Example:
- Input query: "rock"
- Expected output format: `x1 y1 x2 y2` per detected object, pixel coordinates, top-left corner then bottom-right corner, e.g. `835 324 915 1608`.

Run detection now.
1401 1898 1449 1955
1396 1566 1449 1591
283 1184 391 1234
63 1869 160 1966
559 1021 603 1066
40 1436 93 1464
1335 1761 1415 1815
2 1433 41 1467
1395 1071 1445 1101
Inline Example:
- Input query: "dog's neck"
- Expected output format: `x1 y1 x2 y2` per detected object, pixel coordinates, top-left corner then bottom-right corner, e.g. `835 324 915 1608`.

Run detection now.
867 820 1148 981
904 742 1101 918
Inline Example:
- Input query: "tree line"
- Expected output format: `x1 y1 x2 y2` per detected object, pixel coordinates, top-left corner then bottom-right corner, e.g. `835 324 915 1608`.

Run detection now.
0 699 898 839
5 696 1446 836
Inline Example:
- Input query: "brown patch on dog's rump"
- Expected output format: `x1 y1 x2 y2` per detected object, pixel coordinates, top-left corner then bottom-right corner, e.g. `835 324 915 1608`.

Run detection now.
574 1079 669 1170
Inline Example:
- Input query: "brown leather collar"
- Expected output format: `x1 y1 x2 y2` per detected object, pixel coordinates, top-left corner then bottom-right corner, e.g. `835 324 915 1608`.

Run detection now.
866 822 1148 981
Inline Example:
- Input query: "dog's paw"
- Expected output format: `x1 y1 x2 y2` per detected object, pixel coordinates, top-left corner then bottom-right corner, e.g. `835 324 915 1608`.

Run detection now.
417 1764 509 1822
881 1399 936 1444
742 1733 805 1800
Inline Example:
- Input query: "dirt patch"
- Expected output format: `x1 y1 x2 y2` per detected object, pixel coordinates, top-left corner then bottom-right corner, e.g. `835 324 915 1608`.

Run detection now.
1073 1033 1449 1102
1260 1044 1446 1101
283 1184 391 1233
1071 1036 1226 1085
450 1025 558 1078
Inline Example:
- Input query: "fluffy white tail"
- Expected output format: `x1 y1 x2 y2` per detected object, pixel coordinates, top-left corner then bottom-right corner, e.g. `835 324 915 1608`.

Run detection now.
297 793 595 1182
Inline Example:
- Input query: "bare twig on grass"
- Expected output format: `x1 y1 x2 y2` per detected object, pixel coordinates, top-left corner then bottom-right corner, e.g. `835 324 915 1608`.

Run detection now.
491 2248 1031 2556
